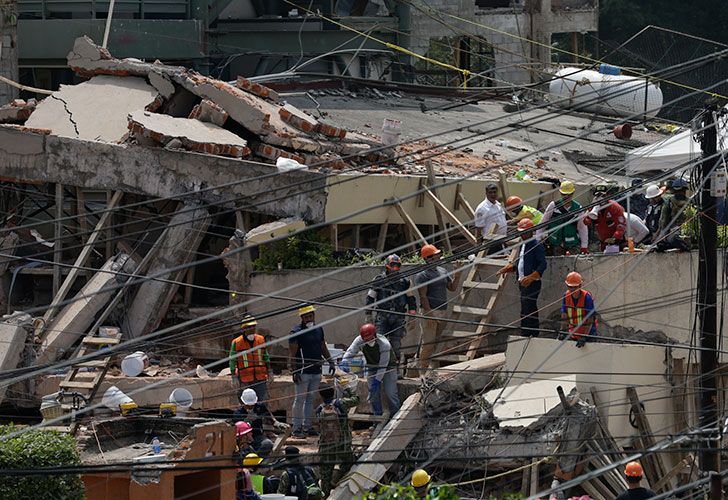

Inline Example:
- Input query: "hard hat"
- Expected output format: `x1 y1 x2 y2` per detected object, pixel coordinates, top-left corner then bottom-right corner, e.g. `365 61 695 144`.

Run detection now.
559 180 575 195
505 195 522 209
587 207 600 220
240 315 257 329
565 271 582 287
517 218 535 231
644 184 662 199
235 421 252 437
411 469 431 488
243 453 263 467
385 254 402 270
241 388 258 406
420 244 440 259
624 461 644 477
360 323 377 341
298 305 316 316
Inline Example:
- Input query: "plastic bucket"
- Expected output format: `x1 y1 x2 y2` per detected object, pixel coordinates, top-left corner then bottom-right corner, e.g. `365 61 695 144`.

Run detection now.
285 497 298 500
169 388 194 417
613 123 632 140
121 351 149 377
349 357 365 374
381 118 401 146
261 495 285 500
102 385 133 410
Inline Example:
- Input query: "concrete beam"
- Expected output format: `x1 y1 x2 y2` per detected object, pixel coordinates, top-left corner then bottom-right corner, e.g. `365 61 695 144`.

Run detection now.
0 315 32 405
125 204 211 339
38 253 136 365
0 126 327 221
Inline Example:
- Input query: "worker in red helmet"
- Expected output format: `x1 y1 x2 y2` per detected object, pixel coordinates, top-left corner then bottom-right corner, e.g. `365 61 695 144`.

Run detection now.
499 218 547 337
340 323 400 418
616 462 655 499
415 244 461 375
560 272 597 348
582 196 627 251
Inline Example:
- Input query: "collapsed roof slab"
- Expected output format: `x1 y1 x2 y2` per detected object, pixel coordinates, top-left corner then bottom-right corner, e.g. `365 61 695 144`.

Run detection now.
0 126 327 221
0 315 32 405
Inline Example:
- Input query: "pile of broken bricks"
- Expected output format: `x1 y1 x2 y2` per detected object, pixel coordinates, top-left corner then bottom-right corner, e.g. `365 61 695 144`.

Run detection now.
0 36 388 169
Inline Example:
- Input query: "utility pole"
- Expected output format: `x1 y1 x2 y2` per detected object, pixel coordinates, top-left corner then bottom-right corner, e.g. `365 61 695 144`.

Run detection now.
698 103 720 474
0 0 19 104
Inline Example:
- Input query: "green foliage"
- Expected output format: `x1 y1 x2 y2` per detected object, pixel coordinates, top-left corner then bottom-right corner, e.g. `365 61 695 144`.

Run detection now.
0 425 84 499
681 205 728 248
253 232 351 270
361 483 460 499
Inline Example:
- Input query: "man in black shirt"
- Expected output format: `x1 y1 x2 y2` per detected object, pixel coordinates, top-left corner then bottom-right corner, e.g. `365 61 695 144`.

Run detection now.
616 461 656 499
233 388 288 457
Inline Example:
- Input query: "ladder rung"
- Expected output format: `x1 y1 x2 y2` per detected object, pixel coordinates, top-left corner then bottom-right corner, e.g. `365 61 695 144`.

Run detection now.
58 381 96 389
453 305 491 316
447 330 480 338
462 280 500 290
74 360 109 368
82 337 120 345
434 354 468 363
473 257 508 266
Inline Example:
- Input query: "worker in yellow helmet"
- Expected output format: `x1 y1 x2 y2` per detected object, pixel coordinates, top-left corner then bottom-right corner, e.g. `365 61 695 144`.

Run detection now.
230 314 271 402
411 469 432 498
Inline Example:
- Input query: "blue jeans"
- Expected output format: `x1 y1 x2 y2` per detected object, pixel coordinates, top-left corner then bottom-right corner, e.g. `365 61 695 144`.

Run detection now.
367 368 400 416
292 372 321 431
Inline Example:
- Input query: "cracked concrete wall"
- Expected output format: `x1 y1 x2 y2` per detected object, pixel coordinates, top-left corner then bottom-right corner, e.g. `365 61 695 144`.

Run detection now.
0 126 327 221
0 0 18 104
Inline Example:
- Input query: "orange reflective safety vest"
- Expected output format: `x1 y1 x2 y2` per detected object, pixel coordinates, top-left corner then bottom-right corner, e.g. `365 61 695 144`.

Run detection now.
564 289 596 340
233 334 268 383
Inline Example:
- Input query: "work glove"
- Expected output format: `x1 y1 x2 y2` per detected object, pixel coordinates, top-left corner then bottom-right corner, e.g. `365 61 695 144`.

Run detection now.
498 263 514 275
407 309 416 316
339 360 351 373
604 237 616 245
292 372 301 384
576 338 586 348
519 271 540 288
580 247 589 255
230 373 238 387
273 421 290 432
328 361 336 376
369 378 381 393
556 329 566 341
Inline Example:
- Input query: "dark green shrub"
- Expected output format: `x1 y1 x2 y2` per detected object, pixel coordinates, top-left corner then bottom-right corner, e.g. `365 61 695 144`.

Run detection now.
0 425 84 499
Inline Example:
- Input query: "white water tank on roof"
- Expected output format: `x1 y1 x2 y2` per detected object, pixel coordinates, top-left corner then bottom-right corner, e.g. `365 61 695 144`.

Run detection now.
548 67 663 119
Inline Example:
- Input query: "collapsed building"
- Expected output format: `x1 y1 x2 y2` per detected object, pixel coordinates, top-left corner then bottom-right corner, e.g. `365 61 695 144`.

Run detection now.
0 33 724 499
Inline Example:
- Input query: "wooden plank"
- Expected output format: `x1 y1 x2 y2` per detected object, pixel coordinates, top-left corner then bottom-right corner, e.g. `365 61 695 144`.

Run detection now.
105 191 114 259
393 201 427 245
329 393 423 500
42 190 123 327
454 184 475 220
53 183 63 297
352 224 361 249
447 330 480 338
433 354 468 364
330 224 339 251
529 458 540 496
81 337 121 345
627 386 669 489
672 358 689 433
74 360 109 368
462 280 499 290
452 305 491 316
184 266 196 305
376 220 389 253
473 257 509 266
58 380 97 390
424 188 476 244
426 162 452 253
348 413 388 423
652 454 694 492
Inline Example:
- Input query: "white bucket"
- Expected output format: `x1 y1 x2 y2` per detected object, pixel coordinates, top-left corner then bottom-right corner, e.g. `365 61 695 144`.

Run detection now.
261 495 285 500
381 118 401 146
102 385 133 411
121 351 149 377
169 388 194 417
285 497 298 500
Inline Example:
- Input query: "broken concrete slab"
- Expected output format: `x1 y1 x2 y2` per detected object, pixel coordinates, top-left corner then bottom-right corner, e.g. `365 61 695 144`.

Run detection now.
235 76 280 103
128 110 250 158
148 70 176 100
124 204 211 339
188 99 228 127
484 374 577 428
25 75 159 142
0 126 327 221
245 218 306 244
0 99 37 123
38 253 136 365
0 314 32 405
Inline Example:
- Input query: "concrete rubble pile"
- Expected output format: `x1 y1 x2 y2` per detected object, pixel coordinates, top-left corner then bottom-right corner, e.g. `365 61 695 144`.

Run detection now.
4 36 387 169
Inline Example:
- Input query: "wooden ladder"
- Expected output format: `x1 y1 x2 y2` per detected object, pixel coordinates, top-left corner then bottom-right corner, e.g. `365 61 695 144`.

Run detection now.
48 328 122 433
435 246 518 366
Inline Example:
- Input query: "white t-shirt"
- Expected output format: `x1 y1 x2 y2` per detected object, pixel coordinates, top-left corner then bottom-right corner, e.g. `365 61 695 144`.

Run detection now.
474 198 507 236
518 243 526 280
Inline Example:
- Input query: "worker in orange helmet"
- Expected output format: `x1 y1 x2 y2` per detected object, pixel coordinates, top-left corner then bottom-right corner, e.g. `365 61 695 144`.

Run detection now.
504 195 544 225
499 219 547 337
415 244 460 374
559 272 597 348
616 462 656 499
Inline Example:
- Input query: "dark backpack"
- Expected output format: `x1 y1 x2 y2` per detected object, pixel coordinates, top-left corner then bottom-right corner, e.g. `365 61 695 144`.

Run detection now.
285 466 321 500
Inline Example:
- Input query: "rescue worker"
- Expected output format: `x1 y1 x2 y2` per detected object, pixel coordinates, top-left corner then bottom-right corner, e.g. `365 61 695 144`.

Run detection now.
316 383 359 496
411 469 433 498
277 446 323 499
415 244 460 373
474 183 507 253
234 421 255 464
504 195 544 226
541 180 589 255
657 178 691 251
288 305 335 439
230 315 270 402
233 388 288 457
559 272 597 348
616 462 656 499
498 219 547 337
365 254 417 365
642 184 666 243
237 453 263 500
341 323 400 417
582 199 627 251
